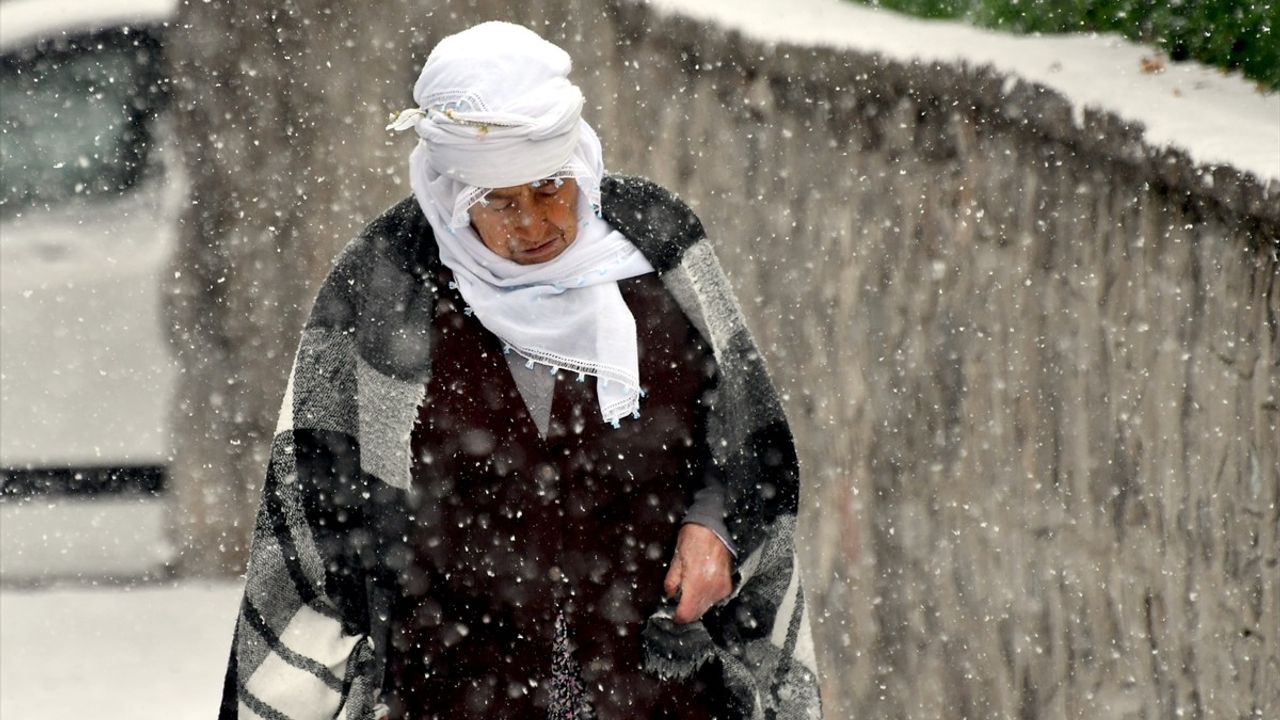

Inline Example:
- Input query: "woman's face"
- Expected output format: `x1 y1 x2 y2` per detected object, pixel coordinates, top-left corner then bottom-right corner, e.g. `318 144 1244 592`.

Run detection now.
468 177 580 264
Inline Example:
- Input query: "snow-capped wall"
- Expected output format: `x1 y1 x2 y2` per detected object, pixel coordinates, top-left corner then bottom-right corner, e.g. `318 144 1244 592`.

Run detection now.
646 0 1280 194
584 2 1278 717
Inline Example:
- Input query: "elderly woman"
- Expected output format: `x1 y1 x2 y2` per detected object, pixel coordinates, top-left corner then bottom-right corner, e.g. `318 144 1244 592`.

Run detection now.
220 22 820 720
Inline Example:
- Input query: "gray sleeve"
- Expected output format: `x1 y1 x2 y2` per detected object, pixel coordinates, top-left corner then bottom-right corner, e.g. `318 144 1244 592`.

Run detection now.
682 468 737 557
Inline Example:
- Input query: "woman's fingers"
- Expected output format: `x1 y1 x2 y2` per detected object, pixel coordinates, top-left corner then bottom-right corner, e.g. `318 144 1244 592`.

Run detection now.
668 523 733 624
663 554 683 599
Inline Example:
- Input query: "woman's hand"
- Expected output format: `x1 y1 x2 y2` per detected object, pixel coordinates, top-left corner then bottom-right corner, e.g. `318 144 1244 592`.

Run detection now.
663 523 734 624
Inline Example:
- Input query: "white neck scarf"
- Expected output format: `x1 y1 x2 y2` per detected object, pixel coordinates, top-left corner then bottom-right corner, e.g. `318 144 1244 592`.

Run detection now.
389 22 654 425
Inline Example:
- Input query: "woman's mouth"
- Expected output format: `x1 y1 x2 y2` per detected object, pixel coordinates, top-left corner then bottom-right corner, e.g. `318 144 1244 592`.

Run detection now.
518 235 563 261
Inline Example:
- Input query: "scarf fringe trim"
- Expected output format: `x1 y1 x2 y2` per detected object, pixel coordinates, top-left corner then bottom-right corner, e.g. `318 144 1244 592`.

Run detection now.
505 344 641 424
640 611 718 681
447 161 602 229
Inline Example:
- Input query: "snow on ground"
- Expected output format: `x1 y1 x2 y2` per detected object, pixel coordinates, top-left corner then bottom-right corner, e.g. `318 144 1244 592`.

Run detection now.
0 581 242 718
651 0 1280 187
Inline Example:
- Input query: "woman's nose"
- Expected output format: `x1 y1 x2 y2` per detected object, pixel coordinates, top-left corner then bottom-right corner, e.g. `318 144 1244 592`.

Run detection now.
512 207 553 243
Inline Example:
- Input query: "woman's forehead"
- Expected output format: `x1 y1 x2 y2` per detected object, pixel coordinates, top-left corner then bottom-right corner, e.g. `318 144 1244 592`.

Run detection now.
488 177 575 196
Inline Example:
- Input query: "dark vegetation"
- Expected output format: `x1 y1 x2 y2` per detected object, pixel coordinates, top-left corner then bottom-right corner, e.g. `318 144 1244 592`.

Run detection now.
855 0 1279 90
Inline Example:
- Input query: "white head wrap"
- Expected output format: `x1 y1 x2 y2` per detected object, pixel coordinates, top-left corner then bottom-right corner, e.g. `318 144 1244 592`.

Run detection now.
388 22 654 426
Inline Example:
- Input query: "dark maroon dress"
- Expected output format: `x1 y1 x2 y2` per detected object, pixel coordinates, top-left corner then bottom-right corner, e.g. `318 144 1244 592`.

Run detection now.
383 270 727 719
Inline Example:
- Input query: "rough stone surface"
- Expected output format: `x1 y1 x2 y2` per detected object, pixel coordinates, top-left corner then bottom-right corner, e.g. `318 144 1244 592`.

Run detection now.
591 4 1279 718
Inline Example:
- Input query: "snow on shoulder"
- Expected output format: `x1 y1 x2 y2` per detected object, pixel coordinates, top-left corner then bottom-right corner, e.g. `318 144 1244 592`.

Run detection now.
649 0 1280 187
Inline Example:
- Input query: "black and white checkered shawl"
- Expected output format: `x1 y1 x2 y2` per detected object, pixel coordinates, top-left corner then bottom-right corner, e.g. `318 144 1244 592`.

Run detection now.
219 176 823 720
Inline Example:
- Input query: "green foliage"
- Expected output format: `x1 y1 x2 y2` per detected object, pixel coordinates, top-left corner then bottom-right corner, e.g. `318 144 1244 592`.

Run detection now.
860 0 1279 90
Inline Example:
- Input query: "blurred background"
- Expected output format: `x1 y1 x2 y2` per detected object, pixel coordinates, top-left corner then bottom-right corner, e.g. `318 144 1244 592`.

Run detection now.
0 0 1276 717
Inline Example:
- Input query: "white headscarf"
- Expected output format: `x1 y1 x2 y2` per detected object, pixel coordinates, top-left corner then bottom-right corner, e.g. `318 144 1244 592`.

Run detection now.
388 22 654 426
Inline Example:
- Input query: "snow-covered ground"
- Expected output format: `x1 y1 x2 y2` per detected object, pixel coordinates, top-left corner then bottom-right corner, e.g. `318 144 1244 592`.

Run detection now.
0 581 242 718
651 0 1280 187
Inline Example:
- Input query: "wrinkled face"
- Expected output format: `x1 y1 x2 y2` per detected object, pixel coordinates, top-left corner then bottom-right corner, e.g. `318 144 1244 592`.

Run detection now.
468 177 580 264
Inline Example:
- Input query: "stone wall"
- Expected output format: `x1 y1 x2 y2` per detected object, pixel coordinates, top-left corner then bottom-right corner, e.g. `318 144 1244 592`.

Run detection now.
582 3 1278 717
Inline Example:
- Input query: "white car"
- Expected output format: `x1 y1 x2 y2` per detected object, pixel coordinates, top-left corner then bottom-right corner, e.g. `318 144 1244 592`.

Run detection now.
0 0 181 581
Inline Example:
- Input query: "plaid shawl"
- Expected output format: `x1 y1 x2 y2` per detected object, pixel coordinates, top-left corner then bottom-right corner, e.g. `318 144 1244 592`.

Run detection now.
219 176 822 720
